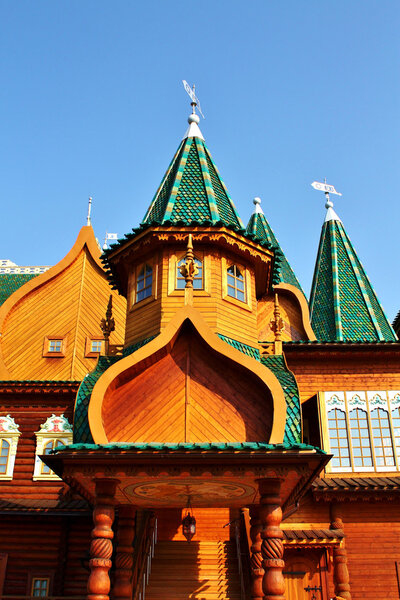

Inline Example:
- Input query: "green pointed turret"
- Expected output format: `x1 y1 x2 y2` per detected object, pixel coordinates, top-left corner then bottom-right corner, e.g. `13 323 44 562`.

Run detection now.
310 201 396 341
142 115 243 229
246 198 303 292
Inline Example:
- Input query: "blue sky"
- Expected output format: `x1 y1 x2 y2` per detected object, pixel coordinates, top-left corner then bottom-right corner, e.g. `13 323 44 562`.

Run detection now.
1 1 399 319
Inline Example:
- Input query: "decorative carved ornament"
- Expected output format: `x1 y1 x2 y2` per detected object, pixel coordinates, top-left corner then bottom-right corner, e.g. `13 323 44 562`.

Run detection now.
33 414 73 481
0 415 21 480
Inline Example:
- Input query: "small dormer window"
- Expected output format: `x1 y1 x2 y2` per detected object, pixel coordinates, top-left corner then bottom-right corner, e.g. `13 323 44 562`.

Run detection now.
176 257 203 290
227 265 245 302
136 264 153 302
43 336 66 358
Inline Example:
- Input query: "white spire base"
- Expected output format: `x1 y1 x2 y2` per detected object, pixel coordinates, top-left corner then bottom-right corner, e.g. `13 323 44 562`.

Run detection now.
183 120 205 141
253 197 264 214
325 206 341 222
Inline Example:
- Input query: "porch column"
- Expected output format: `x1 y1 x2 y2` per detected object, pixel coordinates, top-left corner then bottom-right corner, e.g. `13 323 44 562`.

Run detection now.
258 479 285 600
330 503 351 600
113 505 136 600
87 478 119 600
249 505 264 600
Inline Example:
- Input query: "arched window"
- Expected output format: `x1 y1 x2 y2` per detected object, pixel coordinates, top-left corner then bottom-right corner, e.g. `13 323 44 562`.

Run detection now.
370 408 395 467
0 415 21 480
33 414 73 480
391 406 400 463
327 408 350 469
227 265 245 302
349 408 373 468
41 439 65 475
176 257 203 290
136 264 153 303
0 439 10 475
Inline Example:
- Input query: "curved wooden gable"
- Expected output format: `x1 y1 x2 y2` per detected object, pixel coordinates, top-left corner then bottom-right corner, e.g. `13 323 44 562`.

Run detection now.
0 226 126 380
89 307 287 444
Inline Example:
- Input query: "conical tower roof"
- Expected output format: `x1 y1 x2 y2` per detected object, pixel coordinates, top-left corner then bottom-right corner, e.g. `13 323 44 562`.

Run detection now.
246 197 303 292
142 114 243 229
310 200 396 342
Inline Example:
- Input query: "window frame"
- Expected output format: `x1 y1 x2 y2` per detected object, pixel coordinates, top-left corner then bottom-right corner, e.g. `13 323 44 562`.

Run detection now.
27 572 54 598
167 250 211 297
0 415 21 481
129 259 157 309
320 390 400 474
85 336 104 358
42 336 67 358
33 414 73 481
221 257 252 311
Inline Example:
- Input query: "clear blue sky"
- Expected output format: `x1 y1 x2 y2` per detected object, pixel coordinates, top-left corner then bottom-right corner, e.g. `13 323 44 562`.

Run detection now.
1 1 399 319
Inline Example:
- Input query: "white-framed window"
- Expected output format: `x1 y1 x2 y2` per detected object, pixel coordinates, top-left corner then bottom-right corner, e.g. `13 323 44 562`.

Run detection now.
321 391 400 473
0 415 21 480
33 414 73 480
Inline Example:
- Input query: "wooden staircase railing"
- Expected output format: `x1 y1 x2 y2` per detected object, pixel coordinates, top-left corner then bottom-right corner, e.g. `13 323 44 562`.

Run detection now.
132 512 158 600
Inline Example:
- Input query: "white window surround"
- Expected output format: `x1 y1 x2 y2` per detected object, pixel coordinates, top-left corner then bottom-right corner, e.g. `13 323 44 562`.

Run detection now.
321 390 400 473
33 414 73 481
0 415 21 480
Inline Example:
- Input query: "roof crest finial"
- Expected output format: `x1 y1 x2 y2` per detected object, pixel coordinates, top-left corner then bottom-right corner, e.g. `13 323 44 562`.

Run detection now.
253 197 264 215
86 197 92 226
311 179 342 223
182 80 205 140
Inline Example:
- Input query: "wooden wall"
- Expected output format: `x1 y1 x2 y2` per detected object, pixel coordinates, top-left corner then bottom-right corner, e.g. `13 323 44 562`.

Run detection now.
1 251 126 381
124 245 259 348
285 352 400 404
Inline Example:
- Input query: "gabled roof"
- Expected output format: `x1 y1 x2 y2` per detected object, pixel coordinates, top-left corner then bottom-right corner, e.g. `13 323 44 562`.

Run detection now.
142 125 244 229
245 198 303 292
309 204 396 342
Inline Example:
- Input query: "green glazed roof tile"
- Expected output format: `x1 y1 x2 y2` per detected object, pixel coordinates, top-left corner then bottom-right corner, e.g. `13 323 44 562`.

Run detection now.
310 213 396 342
0 273 39 306
218 335 301 444
142 135 243 229
246 209 303 293
56 441 325 454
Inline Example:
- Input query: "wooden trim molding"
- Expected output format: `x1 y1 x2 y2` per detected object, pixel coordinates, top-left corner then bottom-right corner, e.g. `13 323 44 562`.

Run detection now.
88 306 287 444
42 335 67 358
274 283 316 341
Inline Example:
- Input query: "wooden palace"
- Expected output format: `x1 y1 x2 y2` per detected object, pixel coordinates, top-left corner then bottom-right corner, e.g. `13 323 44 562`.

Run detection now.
0 101 399 600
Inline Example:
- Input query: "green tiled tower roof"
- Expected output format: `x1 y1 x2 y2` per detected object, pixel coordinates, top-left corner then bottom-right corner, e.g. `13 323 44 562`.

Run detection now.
142 118 244 229
310 202 396 342
245 198 303 292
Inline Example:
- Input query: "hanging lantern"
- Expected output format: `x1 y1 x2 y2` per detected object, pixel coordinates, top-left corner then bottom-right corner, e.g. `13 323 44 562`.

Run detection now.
182 497 196 542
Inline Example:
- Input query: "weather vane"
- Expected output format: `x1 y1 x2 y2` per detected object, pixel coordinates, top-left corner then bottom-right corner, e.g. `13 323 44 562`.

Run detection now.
182 80 205 119
311 178 342 207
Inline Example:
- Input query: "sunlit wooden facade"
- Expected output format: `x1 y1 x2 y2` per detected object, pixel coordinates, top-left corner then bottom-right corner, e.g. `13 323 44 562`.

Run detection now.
0 110 399 600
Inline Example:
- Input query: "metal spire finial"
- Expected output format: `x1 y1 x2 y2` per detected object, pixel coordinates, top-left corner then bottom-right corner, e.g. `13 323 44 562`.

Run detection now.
253 197 264 214
311 179 342 222
86 197 92 226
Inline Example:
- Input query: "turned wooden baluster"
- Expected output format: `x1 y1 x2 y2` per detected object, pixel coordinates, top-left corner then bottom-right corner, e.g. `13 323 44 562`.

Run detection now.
113 505 136 600
330 503 351 600
87 479 119 600
249 505 264 600
259 479 285 600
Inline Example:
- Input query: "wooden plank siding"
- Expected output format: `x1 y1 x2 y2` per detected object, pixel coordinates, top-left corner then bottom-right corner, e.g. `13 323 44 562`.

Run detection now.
102 328 273 444
1 249 126 381
286 354 400 404
125 247 259 349
0 388 77 500
257 293 309 343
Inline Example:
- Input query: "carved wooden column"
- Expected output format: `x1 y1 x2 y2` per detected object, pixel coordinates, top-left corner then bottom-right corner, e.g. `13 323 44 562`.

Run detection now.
330 502 351 600
113 505 136 600
249 505 264 600
87 478 119 600
259 479 285 600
